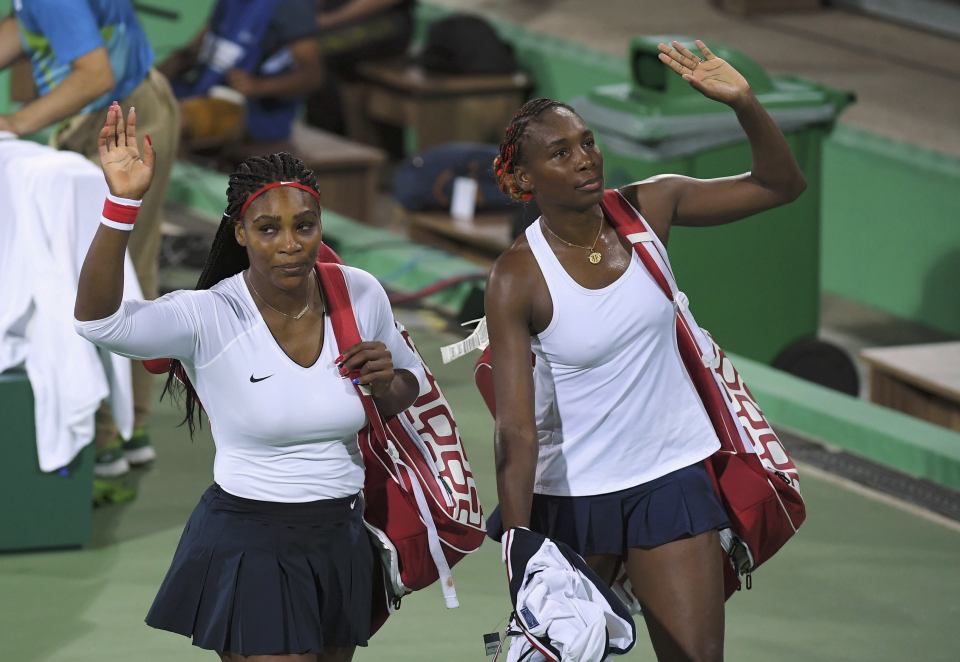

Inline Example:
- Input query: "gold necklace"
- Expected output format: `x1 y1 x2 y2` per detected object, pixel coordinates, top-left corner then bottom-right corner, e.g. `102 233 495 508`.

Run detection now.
245 271 313 320
541 216 604 264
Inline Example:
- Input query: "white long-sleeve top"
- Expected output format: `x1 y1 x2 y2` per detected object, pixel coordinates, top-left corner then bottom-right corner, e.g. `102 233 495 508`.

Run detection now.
75 265 426 502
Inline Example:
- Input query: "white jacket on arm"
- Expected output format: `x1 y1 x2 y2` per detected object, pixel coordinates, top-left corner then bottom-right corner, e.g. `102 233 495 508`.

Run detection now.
501 528 636 661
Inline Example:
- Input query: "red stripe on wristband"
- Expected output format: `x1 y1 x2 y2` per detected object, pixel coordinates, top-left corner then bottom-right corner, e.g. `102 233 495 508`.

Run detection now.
102 197 140 225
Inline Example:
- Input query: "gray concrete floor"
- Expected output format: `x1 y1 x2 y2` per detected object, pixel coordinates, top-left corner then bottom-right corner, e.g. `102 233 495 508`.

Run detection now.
429 0 960 157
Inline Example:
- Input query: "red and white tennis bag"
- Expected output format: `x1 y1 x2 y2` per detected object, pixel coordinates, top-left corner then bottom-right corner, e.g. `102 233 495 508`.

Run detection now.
471 190 805 598
316 259 486 633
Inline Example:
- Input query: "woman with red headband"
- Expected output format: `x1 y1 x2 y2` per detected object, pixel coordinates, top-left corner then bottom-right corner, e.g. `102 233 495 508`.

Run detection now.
74 102 424 661
486 40 806 661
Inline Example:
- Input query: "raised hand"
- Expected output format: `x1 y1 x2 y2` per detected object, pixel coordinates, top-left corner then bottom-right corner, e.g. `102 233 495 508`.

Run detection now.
658 40 751 108
98 102 155 200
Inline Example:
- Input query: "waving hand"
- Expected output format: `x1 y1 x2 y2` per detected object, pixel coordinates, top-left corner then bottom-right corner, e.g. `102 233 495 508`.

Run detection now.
658 39 751 107
98 102 155 200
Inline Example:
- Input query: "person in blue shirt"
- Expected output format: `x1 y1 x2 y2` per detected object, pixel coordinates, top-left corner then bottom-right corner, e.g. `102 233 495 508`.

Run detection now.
0 0 180 482
160 0 323 144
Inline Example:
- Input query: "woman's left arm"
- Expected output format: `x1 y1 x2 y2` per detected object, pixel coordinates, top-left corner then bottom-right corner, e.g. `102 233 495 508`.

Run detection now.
338 270 424 417
623 40 806 231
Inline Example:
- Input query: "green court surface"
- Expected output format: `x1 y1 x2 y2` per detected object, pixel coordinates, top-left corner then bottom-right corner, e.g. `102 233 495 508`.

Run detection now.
1 311 957 662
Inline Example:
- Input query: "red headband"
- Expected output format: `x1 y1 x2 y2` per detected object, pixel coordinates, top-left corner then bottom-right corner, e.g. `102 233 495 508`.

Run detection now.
238 181 321 218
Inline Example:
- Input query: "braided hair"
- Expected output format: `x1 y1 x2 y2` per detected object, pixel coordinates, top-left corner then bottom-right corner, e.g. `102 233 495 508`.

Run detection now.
493 98 576 202
163 152 320 437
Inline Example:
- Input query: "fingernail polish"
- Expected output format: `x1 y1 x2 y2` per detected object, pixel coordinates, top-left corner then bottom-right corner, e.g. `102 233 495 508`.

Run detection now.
335 354 344 363
145 134 152 146
339 366 348 376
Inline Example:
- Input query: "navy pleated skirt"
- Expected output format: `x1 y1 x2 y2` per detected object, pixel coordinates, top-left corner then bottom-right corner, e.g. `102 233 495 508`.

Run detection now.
529 463 730 556
145 484 373 656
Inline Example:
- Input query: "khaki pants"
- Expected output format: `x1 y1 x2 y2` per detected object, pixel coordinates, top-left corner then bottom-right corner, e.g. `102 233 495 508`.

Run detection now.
53 69 181 448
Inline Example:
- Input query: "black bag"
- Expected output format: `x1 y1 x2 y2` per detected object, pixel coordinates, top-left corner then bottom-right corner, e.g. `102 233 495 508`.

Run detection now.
393 142 516 212
419 14 518 75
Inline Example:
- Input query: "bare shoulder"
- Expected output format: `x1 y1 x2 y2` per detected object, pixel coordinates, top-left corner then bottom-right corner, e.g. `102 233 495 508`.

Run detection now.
487 234 547 319
620 176 688 241
488 235 538 293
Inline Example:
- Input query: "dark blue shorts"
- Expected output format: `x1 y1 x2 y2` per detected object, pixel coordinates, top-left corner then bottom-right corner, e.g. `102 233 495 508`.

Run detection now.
488 462 729 557
145 484 373 655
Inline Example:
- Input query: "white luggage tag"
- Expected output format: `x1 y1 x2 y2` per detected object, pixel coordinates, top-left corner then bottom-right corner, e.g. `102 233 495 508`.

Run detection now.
441 317 489 364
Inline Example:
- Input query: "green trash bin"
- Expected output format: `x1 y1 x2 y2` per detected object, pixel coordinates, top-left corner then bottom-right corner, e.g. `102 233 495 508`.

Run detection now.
573 36 853 365
0 370 94 552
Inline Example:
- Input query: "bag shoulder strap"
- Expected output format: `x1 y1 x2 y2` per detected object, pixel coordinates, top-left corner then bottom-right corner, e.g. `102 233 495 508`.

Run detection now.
315 263 389 434
601 189 675 302
316 263 361 350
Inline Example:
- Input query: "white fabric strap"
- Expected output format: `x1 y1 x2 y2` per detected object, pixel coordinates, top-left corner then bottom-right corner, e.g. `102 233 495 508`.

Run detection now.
99 218 135 231
625 231 654 244
393 448 459 608
106 193 143 207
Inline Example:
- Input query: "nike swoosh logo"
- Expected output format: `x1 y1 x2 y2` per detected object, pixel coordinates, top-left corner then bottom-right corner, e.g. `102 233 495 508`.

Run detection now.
249 374 273 383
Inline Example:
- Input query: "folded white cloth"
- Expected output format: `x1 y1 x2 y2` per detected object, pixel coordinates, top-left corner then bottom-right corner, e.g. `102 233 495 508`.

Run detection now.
0 139 141 471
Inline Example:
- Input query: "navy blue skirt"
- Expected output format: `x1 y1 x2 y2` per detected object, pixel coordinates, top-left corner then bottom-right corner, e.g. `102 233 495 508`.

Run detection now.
145 484 373 656
530 463 730 556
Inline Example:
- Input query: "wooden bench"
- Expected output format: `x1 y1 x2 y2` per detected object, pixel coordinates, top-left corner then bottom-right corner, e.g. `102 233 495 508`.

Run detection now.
342 60 531 153
860 342 960 432
211 122 387 225
406 210 514 265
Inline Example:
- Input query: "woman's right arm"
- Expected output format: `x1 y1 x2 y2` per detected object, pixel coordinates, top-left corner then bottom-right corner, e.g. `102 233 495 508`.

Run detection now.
75 102 153 322
485 250 539 530
74 104 198 361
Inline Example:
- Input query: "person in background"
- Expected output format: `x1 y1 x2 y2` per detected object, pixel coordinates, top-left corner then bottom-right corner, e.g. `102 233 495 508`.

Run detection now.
160 0 323 147
0 0 180 481
306 0 414 134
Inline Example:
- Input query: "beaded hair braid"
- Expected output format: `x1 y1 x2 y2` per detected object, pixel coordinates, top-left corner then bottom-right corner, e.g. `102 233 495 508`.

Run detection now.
163 152 321 437
493 98 575 201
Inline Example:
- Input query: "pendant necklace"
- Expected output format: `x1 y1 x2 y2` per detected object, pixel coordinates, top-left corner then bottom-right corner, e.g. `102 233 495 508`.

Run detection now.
541 216 604 264
245 271 313 320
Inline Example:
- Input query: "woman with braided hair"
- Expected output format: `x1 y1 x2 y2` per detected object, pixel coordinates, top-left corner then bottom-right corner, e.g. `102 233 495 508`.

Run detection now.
486 40 806 661
74 102 425 661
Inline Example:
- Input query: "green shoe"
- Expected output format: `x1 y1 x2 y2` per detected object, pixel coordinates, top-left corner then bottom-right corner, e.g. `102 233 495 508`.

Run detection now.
95 440 130 478
123 428 156 466
92 478 137 507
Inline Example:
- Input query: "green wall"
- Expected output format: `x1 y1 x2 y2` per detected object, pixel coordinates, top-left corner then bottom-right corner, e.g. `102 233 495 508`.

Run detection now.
822 126 960 336
128 0 214 60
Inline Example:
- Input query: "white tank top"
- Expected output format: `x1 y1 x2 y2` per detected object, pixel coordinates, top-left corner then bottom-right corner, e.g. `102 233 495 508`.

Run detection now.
526 220 719 496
